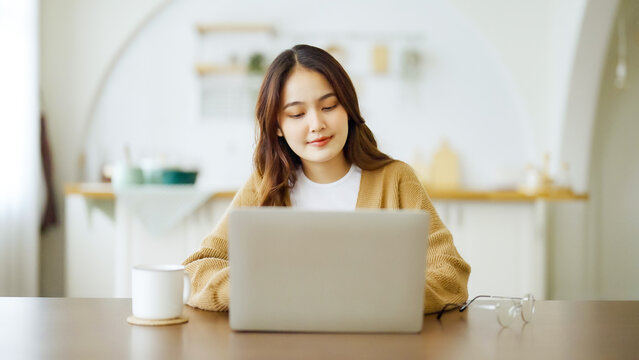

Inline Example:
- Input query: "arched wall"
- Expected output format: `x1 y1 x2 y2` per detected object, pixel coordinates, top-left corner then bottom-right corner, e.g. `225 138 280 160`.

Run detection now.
548 0 620 301
588 0 639 299
559 0 619 192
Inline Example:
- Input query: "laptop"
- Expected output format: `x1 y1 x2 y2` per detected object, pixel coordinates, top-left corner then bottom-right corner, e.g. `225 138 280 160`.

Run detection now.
228 208 429 333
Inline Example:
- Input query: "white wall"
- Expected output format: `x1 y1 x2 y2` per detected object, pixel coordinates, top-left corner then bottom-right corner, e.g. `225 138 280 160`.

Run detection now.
84 0 532 191
449 0 592 178
448 0 552 159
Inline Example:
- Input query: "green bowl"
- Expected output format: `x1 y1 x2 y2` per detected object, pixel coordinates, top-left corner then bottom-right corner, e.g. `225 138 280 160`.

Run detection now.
160 170 198 185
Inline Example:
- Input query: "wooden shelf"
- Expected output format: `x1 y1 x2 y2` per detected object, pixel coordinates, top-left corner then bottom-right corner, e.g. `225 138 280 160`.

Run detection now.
65 183 116 200
66 183 588 202
196 23 275 34
195 63 247 76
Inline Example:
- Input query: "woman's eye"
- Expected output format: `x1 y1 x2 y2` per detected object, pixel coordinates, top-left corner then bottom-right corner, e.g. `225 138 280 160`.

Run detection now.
289 113 304 119
322 105 337 111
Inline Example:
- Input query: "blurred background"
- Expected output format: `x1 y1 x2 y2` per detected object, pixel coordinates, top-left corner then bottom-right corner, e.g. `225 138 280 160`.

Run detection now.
1 0 637 301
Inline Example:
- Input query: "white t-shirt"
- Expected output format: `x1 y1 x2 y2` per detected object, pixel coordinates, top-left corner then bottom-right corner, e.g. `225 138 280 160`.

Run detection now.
290 164 362 210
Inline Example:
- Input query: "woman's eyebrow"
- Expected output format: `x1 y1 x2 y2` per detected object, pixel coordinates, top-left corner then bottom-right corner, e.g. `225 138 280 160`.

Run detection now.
282 93 336 110
318 92 336 101
282 101 303 110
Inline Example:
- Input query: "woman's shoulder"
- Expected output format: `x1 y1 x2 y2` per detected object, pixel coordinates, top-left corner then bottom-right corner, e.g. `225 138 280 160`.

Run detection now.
367 160 418 179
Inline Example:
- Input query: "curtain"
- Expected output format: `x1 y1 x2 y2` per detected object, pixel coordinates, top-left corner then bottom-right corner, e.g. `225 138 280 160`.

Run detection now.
0 0 40 296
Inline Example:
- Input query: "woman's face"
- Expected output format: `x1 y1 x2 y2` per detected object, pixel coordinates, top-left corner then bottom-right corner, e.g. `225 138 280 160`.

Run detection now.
277 67 349 168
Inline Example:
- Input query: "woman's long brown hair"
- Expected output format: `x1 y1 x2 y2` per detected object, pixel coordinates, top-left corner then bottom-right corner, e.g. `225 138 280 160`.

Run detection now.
254 44 393 206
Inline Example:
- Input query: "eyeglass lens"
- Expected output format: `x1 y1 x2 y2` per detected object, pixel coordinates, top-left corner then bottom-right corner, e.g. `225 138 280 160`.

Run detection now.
496 300 518 327
521 293 535 322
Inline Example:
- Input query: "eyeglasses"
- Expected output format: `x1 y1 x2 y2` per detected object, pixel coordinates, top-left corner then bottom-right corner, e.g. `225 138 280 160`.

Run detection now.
436 294 535 327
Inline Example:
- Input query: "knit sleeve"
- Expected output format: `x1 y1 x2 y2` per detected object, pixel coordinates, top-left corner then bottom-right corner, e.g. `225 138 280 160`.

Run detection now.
182 172 259 311
395 164 471 314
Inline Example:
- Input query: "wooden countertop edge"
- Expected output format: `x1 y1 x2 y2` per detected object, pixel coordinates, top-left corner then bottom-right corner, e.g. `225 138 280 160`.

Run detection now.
426 189 589 201
64 184 589 202
64 184 237 201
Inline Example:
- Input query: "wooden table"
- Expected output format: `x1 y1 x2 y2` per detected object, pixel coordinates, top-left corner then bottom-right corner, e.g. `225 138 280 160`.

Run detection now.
1 298 637 359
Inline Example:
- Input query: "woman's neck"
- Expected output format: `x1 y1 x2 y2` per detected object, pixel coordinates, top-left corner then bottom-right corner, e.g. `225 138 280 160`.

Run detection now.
301 153 351 184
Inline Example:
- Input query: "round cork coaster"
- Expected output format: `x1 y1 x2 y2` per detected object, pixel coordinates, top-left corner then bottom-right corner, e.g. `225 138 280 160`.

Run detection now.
127 315 189 326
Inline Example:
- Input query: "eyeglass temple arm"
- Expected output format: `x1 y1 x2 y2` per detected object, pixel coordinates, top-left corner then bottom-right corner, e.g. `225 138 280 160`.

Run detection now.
436 295 492 319
459 295 493 311
459 294 524 311
437 294 526 319
436 303 461 320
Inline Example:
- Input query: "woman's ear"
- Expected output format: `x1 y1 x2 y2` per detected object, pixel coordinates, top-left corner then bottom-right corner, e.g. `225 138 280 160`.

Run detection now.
277 128 283 137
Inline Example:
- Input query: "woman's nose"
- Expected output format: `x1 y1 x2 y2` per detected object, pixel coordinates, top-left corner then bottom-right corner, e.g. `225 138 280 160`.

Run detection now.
309 111 326 132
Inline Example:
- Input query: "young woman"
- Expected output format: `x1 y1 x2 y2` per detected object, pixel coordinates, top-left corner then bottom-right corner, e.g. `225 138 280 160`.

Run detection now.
183 44 470 314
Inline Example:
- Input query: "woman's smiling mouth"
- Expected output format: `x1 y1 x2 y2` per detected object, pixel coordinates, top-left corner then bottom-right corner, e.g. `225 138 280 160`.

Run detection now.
307 136 333 147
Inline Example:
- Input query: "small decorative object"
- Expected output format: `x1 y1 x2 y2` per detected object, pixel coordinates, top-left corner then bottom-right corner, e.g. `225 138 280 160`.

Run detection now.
372 44 389 74
247 52 266 74
111 164 144 187
160 169 198 185
139 156 167 184
552 161 574 196
519 153 553 195
519 163 540 195
101 163 114 182
111 146 144 188
401 49 422 79
518 154 576 196
537 153 554 195
429 139 461 190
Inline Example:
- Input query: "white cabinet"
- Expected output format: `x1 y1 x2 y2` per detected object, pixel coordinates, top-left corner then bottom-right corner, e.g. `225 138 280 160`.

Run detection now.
65 197 116 298
65 192 232 298
66 190 551 299
433 201 547 299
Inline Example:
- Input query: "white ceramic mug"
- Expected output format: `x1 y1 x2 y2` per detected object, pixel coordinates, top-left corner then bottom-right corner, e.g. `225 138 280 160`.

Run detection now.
131 264 191 320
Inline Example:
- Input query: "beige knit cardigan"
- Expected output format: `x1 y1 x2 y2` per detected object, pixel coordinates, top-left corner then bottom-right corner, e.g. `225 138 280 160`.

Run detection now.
182 160 471 314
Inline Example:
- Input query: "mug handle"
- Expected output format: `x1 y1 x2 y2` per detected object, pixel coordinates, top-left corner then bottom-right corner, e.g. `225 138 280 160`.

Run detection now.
183 272 192 304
